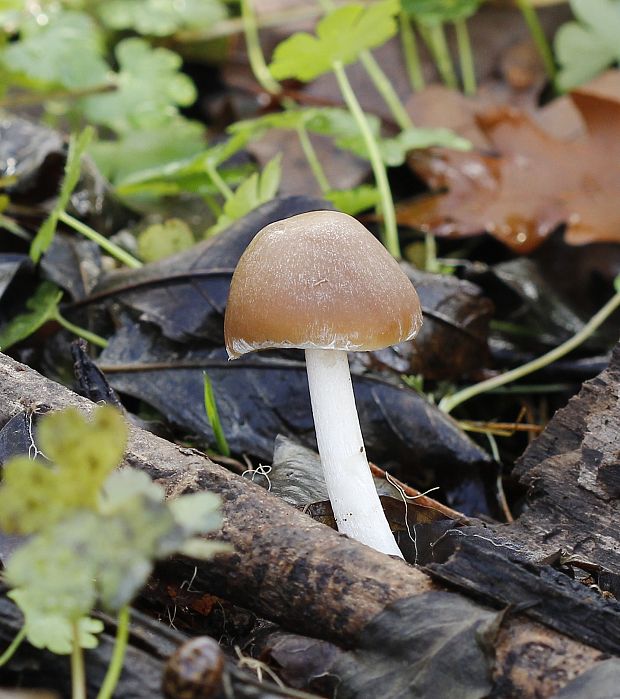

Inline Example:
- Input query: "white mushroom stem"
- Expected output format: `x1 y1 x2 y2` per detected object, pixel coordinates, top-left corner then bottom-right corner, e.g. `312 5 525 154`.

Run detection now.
305 348 403 558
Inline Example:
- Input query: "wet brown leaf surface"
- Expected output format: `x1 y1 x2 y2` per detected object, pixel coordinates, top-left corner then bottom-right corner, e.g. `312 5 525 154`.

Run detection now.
399 72 620 252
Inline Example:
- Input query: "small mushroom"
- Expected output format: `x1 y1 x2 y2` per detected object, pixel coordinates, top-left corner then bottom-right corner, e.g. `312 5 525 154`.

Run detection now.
225 211 422 557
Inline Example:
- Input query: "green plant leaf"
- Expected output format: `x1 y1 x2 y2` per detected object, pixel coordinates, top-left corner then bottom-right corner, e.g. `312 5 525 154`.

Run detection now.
30 126 94 263
326 184 379 215
1 405 226 655
178 538 232 559
1 10 109 90
7 543 97 624
89 120 206 184
401 0 482 24
37 406 127 505
169 491 223 534
0 281 62 350
82 38 196 134
137 219 195 262
377 126 471 166
100 469 164 513
0 406 127 534
207 154 282 235
229 108 314 141
203 372 230 456
555 0 620 90
309 107 470 165
97 0 227 36
0 457 65 534
114 133 250 198
269 0 400 81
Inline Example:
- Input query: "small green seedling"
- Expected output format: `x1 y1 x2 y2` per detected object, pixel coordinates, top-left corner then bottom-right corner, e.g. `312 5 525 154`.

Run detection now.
0 406 228 699
0 281 108 350
206 154 282 236
203 371 231 456
31 127 142 269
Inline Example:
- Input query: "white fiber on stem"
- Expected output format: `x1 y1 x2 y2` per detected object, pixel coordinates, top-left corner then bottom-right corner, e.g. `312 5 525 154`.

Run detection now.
305 348 403 558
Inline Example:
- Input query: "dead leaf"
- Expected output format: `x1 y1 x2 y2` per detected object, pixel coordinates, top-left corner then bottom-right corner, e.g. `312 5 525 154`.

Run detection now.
399 71 620 252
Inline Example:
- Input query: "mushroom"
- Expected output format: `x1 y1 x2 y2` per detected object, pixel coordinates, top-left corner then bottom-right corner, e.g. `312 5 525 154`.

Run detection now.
224 210 422 557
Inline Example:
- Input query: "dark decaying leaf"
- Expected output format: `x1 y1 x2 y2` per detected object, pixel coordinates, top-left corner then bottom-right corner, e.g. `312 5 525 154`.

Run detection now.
426 530 620 656
97 318 492 514
331 593 498 699
399 71 620 253
90 196 331 343
41 233 103 301
0 253 31 302
460 238 620 354
252 591 498 699
0 116 65 203
0 115 132 236
552 660 620 699
71 339 123 408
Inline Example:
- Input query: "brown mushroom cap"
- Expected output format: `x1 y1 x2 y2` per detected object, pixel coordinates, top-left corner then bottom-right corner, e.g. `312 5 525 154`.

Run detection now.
224 210 423 358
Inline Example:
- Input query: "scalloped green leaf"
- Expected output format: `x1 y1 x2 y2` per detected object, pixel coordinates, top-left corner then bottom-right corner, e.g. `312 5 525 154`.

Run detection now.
555 0 620 90
269 0 399 81
97 0 227 36
2 10 108 90
82 38 196 133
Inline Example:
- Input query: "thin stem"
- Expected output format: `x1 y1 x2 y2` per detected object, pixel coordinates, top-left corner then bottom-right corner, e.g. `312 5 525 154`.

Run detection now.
424 232 439 273
0 83 116 109
0 627 26 666
358 52 413 130
454 19 476 95
485 433 514 524
318 0 412 129
399 11 425 92
296 123 331 194
515 0 556 82
58 212 142 269
96 606 130 699
332 61 400 259
241 0 282 95
305 348 402 557
427 23 457 89
55 311 108 348
204 161 234 201
71 623 87 699
439 289 620 414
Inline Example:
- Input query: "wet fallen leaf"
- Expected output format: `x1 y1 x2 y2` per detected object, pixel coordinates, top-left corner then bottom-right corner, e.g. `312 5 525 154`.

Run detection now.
399 71 620 252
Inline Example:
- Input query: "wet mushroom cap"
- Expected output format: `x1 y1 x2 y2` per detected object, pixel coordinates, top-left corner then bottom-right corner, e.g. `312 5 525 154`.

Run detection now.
225 210 423 359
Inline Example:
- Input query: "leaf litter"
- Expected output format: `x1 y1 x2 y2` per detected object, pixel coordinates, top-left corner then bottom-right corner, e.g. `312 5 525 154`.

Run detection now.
399 71 620 252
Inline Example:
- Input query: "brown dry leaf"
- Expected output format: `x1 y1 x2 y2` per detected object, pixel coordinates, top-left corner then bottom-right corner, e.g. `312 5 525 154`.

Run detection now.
399 71 620 253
